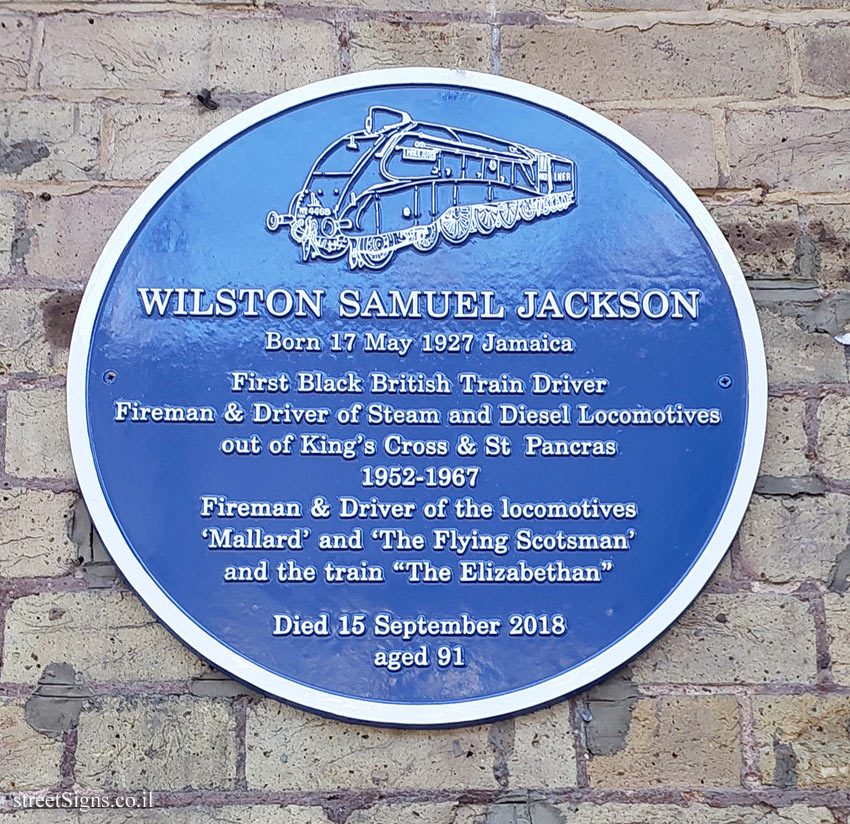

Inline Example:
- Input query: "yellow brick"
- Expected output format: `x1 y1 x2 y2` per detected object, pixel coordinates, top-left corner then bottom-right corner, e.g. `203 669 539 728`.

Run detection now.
246 699 497 790
587 696 740 788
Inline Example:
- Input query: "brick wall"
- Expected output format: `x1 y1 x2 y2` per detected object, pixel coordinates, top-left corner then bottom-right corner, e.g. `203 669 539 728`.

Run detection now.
1 1 849 821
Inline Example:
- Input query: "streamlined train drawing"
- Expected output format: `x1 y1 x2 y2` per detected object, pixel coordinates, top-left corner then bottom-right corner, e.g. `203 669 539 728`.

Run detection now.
265 106 577 271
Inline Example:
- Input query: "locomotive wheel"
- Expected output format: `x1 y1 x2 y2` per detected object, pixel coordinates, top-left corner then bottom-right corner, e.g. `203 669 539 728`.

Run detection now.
412 223 440 252
474 206 497 235
441 207 472 244
497 201 519 229
361 249 394 269
519 199 537 221
358 236 395 269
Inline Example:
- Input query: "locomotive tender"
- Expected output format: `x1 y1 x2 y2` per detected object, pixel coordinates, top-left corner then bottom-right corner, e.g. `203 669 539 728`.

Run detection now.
266 106 577 271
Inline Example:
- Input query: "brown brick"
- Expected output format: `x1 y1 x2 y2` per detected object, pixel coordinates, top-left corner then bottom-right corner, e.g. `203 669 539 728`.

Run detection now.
76 696 237 790
559 804 835 824
104 105 234 180
758 307 846 385
5 388 74 479
209 19 338 95
500 24 791 102
509 702 577 786
0 489 76 577
0 101 100 182
798 25 850 97
754 694 850 788
817 395 850 479
605 109 717 189
808 203 850 289
26 188 139 284
0 289 75 376
632 593 816 684
726 109 850 192
246 699 497 790
348 23 491 72
0 14 34 92
0 698 64 791
739 495 848 583
39 14 207 91
587 695 740 788
825 592 850 684
707 202 800 277
762 397 811 477
3 591 207 683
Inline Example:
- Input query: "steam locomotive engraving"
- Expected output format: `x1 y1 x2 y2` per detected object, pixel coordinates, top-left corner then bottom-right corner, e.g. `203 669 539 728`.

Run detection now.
265 106 577 271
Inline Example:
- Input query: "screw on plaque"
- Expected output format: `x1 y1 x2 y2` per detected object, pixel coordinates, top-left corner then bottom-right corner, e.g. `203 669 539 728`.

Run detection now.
718 375 733 389
103 370 117 384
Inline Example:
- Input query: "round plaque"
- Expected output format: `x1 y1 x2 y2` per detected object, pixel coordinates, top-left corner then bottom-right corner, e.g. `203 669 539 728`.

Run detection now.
68 69 766 726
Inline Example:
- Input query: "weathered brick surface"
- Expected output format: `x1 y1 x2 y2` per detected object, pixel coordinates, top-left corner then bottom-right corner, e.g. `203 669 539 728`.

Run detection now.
575 0 707 7
726 109 850 192
509 703 577 786
83 809 333 824
708 202 800 277
501 24 791 102
798 25 850 97
0 101 100 182
349 23 491 72
559 804 835 823
39 15 208 92
5 388 74 479
25 189 139 283
498 0 565 12
3 591 207 683
758 307 846 384
246 699 498 789
807 203 850 288
0 289 74 376
0 699 64 791
761 397 810 478
631 593 817 683
606 109 717 189
1 814 69 824
0 14 33 92
754 695 850 789
76 696 237 790
347 803 484 824
209 19 338 94
738 495 849 584
817 395 850 479
0 192 14 277
103 105 234 180
725 0 850 6
0 488 76 577
824 592 850 685
587 696 741 788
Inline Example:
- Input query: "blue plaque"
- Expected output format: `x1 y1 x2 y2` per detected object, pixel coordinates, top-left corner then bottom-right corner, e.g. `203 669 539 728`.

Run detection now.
68 70 767 726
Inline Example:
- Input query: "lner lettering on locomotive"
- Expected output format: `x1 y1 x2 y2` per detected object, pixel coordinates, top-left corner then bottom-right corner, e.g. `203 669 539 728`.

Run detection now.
265 106 577 270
